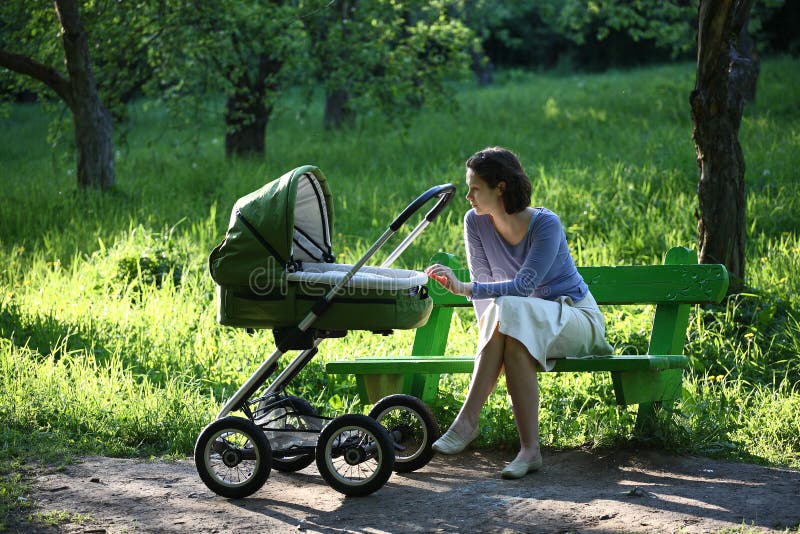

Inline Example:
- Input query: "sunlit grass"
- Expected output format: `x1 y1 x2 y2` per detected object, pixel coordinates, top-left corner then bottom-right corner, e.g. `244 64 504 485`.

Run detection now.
1 56 799 529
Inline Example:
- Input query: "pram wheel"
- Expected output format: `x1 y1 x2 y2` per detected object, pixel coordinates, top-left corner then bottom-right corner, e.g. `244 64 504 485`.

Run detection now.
368 394 439 473
315 413 394 497
194 416 272 498
259 395 318 472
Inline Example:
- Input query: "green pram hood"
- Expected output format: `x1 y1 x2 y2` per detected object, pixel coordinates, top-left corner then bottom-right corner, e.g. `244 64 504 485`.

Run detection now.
209 165 334 287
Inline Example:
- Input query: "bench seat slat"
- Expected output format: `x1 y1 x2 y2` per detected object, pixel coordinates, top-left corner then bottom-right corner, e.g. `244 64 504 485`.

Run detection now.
325 354 688 375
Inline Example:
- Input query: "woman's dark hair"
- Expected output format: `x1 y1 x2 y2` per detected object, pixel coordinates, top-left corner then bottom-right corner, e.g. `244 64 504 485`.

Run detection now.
466 146 531 214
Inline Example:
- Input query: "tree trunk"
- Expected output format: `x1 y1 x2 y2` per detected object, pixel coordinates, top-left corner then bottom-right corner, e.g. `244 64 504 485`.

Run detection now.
224 54 281 158
225 83 269 157
305 0 357 131
471 50 494 87
55 0 115 190
735 18 760 103
690 0 756 293
323 89 353 130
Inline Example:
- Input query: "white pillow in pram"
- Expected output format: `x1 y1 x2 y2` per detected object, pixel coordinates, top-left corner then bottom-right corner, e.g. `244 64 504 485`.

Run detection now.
285 263 427 291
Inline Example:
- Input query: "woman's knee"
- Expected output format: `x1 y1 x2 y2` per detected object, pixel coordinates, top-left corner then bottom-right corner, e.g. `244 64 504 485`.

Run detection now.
503 336 537 369
503 334 525 353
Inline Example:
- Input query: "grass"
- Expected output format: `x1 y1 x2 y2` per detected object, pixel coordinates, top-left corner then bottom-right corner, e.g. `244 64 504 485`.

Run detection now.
1 55 799 530
30 510 93 528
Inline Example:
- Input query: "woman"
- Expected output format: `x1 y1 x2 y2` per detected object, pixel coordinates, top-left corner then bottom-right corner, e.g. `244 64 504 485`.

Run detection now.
425 147 613 479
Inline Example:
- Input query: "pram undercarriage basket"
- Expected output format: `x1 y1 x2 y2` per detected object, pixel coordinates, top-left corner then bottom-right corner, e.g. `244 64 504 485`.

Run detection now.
196 165 455 498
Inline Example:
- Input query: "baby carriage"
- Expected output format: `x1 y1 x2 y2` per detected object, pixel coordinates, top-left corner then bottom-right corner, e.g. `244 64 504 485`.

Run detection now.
196 165 455 498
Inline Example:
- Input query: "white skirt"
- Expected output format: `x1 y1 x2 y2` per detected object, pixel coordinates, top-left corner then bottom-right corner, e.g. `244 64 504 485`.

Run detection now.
476 291 613 371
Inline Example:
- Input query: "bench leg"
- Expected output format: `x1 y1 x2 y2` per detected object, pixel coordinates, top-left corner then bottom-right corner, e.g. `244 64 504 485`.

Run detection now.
356 373 442 405
409 373 442 406
356 375 405 404
634 400 675 437
611 368 683 406
611 368 682 438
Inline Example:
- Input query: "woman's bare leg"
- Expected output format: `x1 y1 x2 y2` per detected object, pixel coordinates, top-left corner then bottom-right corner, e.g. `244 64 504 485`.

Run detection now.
502 335 542 462
448 326 505 437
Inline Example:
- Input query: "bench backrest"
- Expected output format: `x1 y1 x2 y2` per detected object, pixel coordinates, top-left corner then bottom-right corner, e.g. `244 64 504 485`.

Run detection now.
413 246 728 359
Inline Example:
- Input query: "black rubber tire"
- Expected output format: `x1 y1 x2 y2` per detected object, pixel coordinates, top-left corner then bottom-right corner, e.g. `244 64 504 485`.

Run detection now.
368 394 439 473
194 416 272 499
260 395 318 473
315 413 395 497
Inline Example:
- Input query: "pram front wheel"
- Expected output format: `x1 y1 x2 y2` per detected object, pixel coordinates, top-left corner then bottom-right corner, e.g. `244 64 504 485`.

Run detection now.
315 413 395 497
194 416 272 498
368 394 439 473
259 395 318 473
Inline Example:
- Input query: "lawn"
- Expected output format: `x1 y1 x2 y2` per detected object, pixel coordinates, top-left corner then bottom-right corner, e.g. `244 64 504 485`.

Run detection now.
1 56 799 529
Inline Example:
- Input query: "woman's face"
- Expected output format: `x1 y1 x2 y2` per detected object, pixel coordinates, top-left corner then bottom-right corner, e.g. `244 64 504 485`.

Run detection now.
465 168 503 216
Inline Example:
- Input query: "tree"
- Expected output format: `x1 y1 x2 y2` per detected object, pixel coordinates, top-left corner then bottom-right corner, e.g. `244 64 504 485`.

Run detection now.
0 0 114 189
301 0 360 129
301 0 475 129
155 1 304 158
690 0 758 292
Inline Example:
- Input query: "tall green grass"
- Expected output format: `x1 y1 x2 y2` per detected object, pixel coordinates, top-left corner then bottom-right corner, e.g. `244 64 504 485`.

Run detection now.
1 56 799 529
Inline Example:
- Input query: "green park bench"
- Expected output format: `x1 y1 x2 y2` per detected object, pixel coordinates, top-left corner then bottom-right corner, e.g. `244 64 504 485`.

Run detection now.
325 246 729 433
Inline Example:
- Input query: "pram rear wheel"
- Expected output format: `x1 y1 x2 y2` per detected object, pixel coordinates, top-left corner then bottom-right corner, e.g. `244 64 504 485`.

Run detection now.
259 395 318 472
368 394 439 473
194 416 272 498
315 413 394 497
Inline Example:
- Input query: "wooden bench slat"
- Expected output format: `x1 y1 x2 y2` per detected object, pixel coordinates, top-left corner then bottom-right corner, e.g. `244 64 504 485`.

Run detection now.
582 265 729 304
325 354 688 375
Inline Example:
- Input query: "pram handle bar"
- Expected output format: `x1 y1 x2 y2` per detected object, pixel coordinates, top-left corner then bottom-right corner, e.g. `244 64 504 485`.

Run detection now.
389 183 457 232
380 183 456 268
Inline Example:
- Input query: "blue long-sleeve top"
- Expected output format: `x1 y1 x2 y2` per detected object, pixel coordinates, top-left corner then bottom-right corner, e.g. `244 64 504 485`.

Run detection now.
465 207 588 319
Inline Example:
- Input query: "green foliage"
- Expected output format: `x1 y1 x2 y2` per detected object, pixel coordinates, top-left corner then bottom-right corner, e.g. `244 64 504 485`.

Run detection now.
107 225 187 290
0 462 31 533
469 1 789 70
580 1 788 56
300 0 476 128
545 0 697 55
0 2 60 96
0 0 161 121
151 1 305 122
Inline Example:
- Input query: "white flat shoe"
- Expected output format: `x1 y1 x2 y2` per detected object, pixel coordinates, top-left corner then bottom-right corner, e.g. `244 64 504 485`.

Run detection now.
431 426 480 455
501 456 543 479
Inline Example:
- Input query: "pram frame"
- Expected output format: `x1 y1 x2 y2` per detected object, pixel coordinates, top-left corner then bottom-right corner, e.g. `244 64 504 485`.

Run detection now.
197 182 454 498
216 183 456 420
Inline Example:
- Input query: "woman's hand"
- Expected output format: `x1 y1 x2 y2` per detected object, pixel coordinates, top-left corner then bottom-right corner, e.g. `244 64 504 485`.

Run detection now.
424 264 472 297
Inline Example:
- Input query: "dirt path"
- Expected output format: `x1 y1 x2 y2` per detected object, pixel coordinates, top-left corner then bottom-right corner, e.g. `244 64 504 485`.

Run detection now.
26 448 800 533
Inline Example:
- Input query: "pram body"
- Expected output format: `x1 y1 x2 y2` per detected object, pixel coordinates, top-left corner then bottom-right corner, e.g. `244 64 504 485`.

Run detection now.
195 165 455 498
209 166 433 332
